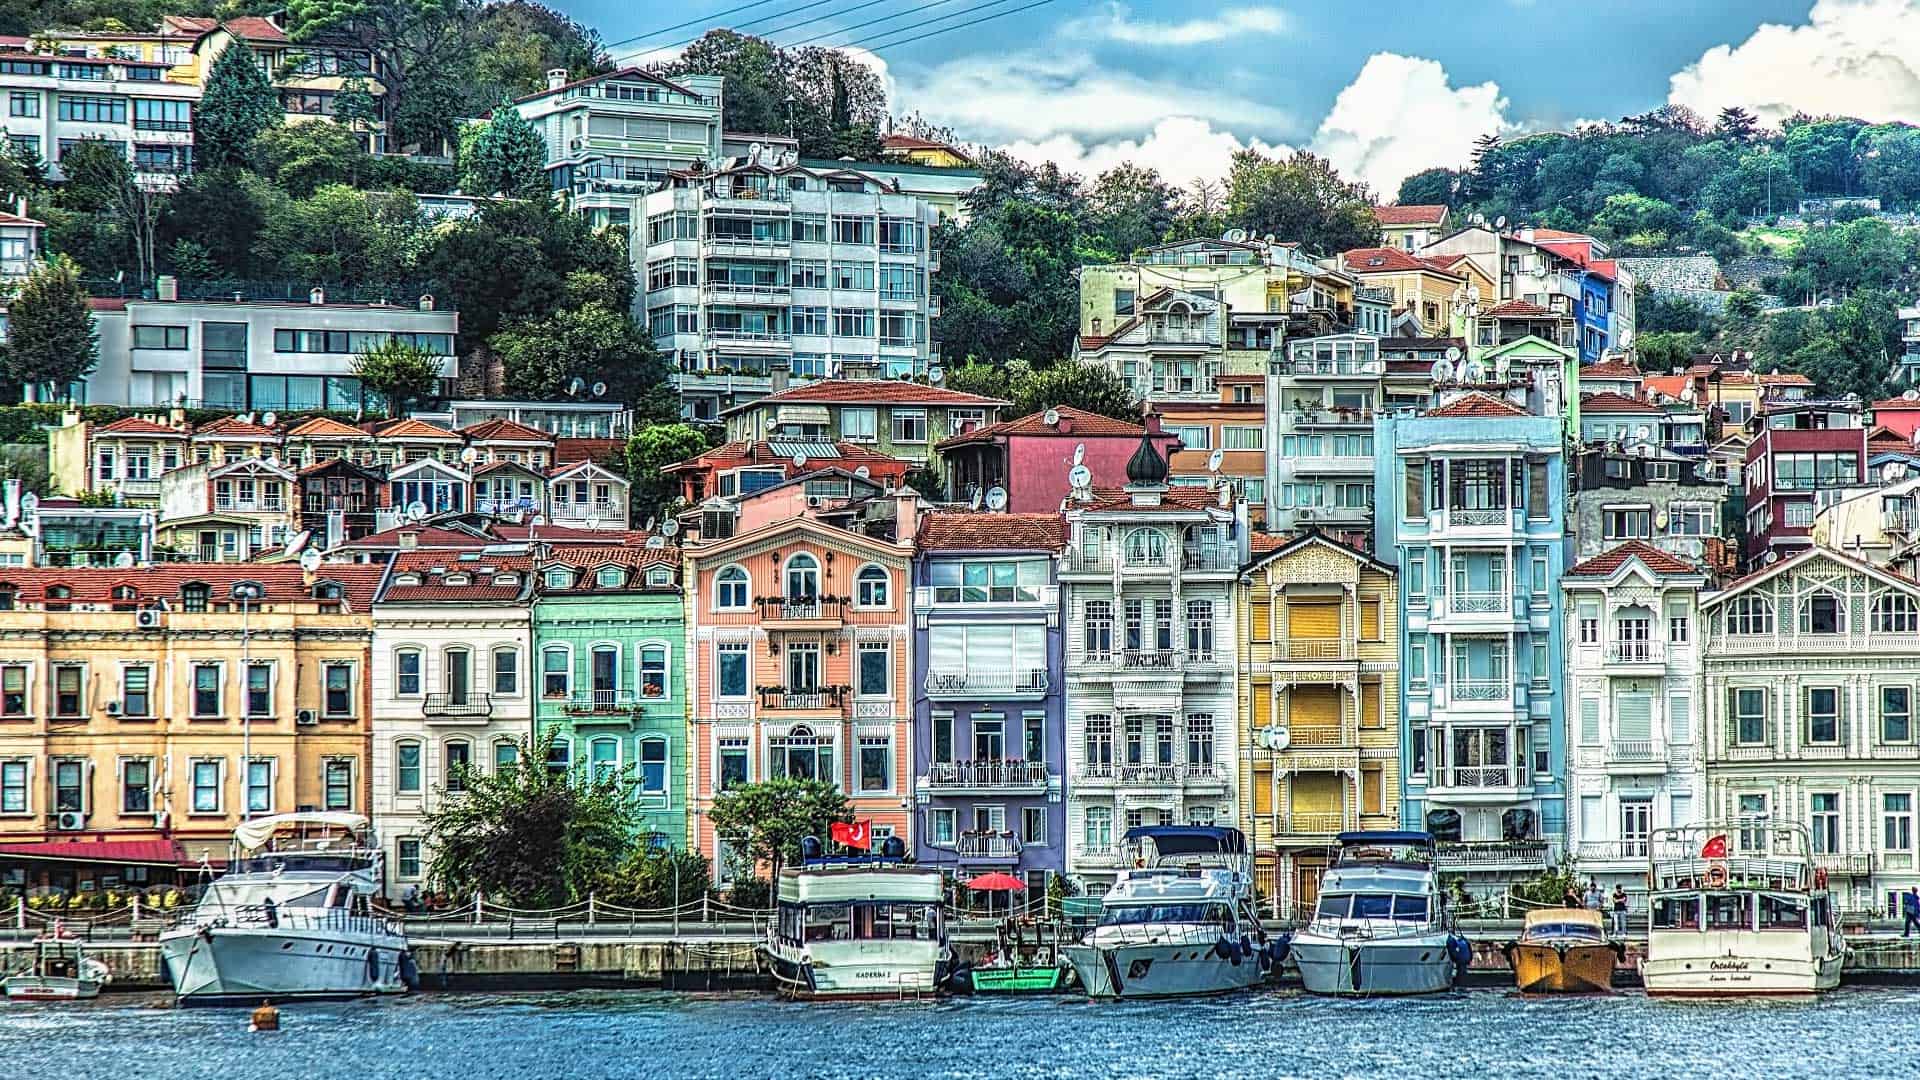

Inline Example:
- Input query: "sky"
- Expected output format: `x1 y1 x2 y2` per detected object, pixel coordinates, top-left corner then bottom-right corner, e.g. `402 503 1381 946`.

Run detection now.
568 0 1920 196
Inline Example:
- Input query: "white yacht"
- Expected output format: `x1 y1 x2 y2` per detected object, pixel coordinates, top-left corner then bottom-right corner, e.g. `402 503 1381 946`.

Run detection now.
4 929 111 1001
1289 831 1464 996
1642 820 1845 996
760 841 950 999
1062 826 1274 999
159 812 413 1006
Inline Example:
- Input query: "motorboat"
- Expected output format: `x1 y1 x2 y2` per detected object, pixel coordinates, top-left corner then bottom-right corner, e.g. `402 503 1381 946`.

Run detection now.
1503 907 1620 993
760 838 951 999
1061 826 1276 999
961 919 1069 993
1641 819 1845 997
1289 831 1466 997
159 812 413 1006
3 927 110 1000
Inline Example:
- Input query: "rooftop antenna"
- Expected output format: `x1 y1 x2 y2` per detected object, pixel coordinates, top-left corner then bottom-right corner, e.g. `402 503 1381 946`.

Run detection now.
985 486 1008 512
1072 443 1086 466
300 548 323 573
659 517 680 537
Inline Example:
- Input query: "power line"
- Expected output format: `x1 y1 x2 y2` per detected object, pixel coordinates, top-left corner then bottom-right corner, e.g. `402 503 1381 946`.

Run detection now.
603 0 794 51
639 0 874 59
854 0 1065 53
759 0 910 42
786 0 978 48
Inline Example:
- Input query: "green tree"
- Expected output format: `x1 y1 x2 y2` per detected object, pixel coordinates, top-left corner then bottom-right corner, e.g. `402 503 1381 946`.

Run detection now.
460 105 547 198
351 338 446 415
1395 167 1461 207
467 0 610 106
1855 124 1920 208
254 185 430 285
1085 163 1179 258
158 168 282 280
53 139 159 284
1635 331 1700 372
422 729 638 908
286 0 484 153
1725 287 1765 321
1713 106 1761 145
1705 148 1799 217
1225 148 1380 255
590 845 711 911
1011 361 1140 422
195 41 282 170
1784 117 1866 194
422 197 632 347
251 121 375 195
491 301 674 419
3 256 98 401
1591 193 1686 246
624 422 711 524
705 777 852 892
660 31 888 159
940 360 1014 404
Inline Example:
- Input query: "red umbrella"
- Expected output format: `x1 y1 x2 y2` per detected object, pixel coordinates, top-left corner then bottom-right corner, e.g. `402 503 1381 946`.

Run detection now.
965 872 1027 892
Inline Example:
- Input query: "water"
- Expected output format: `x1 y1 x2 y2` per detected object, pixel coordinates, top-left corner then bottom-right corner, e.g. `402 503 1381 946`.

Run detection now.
7 987 1920 1079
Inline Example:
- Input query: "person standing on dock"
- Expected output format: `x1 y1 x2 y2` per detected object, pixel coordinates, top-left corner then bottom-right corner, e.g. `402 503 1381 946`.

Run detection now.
1903 887 1920 938
1584 881 1603 912
1611 886 1628 936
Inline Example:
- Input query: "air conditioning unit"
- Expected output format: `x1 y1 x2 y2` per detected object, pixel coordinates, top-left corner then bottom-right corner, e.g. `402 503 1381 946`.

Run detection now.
296 709 318 726
136 608 164 629
55 811 85 831
104 701 121 716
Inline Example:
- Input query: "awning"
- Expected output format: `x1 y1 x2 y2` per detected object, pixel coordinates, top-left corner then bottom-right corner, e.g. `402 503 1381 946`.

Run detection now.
234 811 368 851
0 840 187 867
775 405 832 427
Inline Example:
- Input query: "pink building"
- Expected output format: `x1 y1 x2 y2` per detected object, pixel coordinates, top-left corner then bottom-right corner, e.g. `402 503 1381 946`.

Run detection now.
935 407 1179 512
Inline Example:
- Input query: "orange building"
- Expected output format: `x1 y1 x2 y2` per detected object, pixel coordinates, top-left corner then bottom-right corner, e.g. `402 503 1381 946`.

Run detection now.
1154 375 1268 524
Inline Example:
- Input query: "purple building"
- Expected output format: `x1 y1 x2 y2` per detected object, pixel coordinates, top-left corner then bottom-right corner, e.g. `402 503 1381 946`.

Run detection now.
912 512 1068 900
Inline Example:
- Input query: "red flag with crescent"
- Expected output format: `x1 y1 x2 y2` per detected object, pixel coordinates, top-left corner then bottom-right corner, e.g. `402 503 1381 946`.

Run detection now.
1700 834 1728 859
831 820 871 850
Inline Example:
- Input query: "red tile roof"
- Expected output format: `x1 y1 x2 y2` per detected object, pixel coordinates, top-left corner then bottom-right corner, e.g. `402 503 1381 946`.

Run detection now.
740 379 1008 409
1425 392 1526 418
1642 375 1691 401
336 525 493 551
0 839 188 866
284 416 369 439
192 417 276 440
85 298 128 312
494 524 646 545
1072 487 1231 513
1566 540 1701 577
1373 204 1448 226
96 416 186 437
1587 259 1618 281
671 439 905 473
556 437 624 465
366 418 460 441
1873 398 1920 411
542 543 679 570
1250 533 1289 554
1581 359 1642 380
1527 228 1593 242
379 551 532 603
0 210 43 228
0 562 385 610
1486 299 1554 318
1342 247 1464 276
938 406 1146 448
917 512 1066 551
459 417 552 443
1758 373 1814 386
1579 391 1659 414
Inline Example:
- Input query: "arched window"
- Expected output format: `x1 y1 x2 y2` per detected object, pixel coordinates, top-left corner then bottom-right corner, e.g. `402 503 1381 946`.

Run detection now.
589 644 619 706
443 738 472 793
544 567 574 590
855 565 889 608
545 736 572 775
1726 595 1773 636
772 724 831 781
638 644 668 699
491 647 519 695
180 581 209 613
110 584 139 611
784 553 820 600
589 737 620 783
715 565 749 610
595 566 625 588
1875 592 1920 633
394 739 422 794
639 737 668 794
541 645 571 699
1798 590 1844 635
1123 528 1166 565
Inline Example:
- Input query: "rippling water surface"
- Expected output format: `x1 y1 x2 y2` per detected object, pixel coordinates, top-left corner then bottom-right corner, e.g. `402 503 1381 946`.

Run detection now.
5 987 1919 1079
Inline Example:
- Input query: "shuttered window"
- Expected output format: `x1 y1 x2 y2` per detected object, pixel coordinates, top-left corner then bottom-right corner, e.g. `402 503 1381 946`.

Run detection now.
1361 682 1383 728
1250 600 1272 642
1251 681 1272 729
1359 598 1381 640
1362 765 1384 815
1292 685 1339 728
1288 602 1340 639
1253 764 1273 815
1668 693 1691 742
1580 696 1600 744
1615 693 1653 740
1293 773 1340 813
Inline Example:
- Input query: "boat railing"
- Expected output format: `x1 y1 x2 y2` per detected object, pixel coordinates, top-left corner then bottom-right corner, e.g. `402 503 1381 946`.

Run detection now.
1083 921 1237 948
1651 855 1810 892
183 904 405 938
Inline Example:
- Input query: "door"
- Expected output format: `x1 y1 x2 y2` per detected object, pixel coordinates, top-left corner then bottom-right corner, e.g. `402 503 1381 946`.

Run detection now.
591 646 618 707
1295 856 1327 919
445 649 470 706
1621 799 1652 859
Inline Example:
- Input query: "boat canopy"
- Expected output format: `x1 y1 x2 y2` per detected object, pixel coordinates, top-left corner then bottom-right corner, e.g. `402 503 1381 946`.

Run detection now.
1337 830 1435 848
233 812 369 851
1121 825 1248 855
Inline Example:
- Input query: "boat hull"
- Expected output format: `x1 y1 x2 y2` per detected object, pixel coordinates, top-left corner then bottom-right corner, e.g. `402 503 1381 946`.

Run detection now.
1507 942 1617 993
760 943 948 999
1291 934 1456 997
968 965 1066 993
159 925 410 1006
3 975 102 1001
1640 950 1844 996
1062 942 1267 999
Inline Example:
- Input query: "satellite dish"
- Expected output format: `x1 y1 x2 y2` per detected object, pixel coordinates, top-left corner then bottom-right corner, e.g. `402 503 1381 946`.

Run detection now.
1207 448 1224 473
659 517 680 536
114 551 135 568
1445 346 1462 362
969 487 983 511
300 548 323 572
1906 389 1920 402
644 516 657 532
531 515 547 526
1263 233 1277 245
1495 215 1507 229
644 535 666 549
1255 725 1291 751
854 465 870 479
261 411 277 428
1068 463 1093 490
1224 228 1247 243
406 500 429 521
1910 427 1920 450
985 486 1008 511
1044 408 1061 427
591 382 608 398
460 446 479 465
19 493 38 516
1763 550 1780 564
1433 358 1455 383
568 377 586 396
928 366 944 385
1634 425 1653 441
748 142 764 163
1072 443 1086 466
1680 382 1697 403
792 452 808 469
1885 463 1905 483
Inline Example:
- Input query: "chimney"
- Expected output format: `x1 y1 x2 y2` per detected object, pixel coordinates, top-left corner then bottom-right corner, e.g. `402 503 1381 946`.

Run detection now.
169 405 186 428
418 294 435 312
546 68 568 91
309 286 326 305
13 196 23 218
893 489 919 543
770 360 790 395
156 275 177 302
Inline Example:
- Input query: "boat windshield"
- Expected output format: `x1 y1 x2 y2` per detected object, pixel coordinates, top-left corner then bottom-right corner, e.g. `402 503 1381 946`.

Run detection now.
1760 893 1808 931
1706 893 1750 930
791 901 942 943
1651 895 1700 930
1100 903 1231 927
1527 921 1606 942
1316 894 1429 921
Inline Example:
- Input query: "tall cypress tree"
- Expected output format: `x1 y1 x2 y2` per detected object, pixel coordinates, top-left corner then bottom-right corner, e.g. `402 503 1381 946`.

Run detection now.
4 257 99 402
460 106 548 199
194 38 282 171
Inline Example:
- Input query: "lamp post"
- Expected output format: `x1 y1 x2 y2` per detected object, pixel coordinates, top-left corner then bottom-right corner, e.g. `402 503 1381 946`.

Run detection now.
231 581 263 821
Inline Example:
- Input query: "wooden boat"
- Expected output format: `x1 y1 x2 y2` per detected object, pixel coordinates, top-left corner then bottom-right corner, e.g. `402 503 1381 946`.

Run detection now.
965 919 1069 994
4 928 111 1001
969 962 1067 993
1503 908 1620 993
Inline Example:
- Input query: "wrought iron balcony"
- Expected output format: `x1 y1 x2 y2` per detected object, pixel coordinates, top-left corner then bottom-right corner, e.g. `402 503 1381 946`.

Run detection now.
924 669 1050 697
757 685 847 710
957 831 1021 858
564 690 643 715
1449 679 1511 703
423 693 492 719
756 595 843 621
925 759 1050 791
1449 591 1511 615
1606 641 1664 664
1446 506 1510 528
1117 649 1179 670
1435 840 1550 870
1282 638 1350 661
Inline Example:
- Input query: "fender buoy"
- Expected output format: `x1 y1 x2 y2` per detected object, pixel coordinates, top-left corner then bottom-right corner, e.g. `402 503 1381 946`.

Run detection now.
1270 934 1291 966
1214 937 1234 960
1813 867 1829 890
249 1002 279 1032
399 951 419 990
1706 862 1729 889
1448 934 1473 979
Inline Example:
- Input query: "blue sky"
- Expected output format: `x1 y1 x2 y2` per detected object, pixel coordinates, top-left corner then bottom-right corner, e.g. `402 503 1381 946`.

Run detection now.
571 0 1920 193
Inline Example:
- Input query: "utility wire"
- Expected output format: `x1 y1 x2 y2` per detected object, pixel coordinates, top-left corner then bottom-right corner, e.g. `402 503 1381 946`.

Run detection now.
759 0 911 42
603 0 794 50
641 0 885 58
853 0 1065 53
786 0 978 47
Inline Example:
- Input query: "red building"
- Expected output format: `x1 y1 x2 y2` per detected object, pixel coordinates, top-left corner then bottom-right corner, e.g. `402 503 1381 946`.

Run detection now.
662 440 911 506
1743 424 1869 565
935 407 1180 513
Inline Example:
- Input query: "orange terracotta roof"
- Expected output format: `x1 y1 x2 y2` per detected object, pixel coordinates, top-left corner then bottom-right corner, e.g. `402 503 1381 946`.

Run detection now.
1579 391 1659 414
283 416 367 439
192 417 275 439
494 524 645 545
1373 204 1448 226
740 379 1008 410
1342 247 1463 277
1642 375 1690 400
938 406 1147 448
1581 359 1642 380
379 551 532 603
917 512 1066 551
1566 540 1701 577
674 440 904 472
1873 398 1920 411
336 525 493 551
1527 228 1592 242
366 418 460 441
1758 373 1814 386
1072 487 1229 514
0 562 384 610
542 543 680 570
1486 299 1553 318
96 416 186 437
1425 392 1527 418
1250 533 1289 554
459 417 552 443
555 437 625 465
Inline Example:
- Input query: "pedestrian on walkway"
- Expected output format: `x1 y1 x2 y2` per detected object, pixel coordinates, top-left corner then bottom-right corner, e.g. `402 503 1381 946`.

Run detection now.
1584 880 1604 912
1903 887 1920 938
1611 885 1629 936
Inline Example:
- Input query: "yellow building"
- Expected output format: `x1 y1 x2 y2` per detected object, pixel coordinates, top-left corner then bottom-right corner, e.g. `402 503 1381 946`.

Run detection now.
0 563 386 895
180 16 392 152
880 133 974 169
1337 248 1473 338
35 27 201 84
1239 533 1400 917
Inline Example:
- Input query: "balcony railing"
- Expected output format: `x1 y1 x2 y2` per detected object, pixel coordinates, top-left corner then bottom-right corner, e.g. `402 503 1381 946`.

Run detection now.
1450 679 1510 702
924 669 1050 696
1062 550 1115 573
1436 840 1551 869
1144 327 1214 345
1117 649 1179 670
757 685 847 710
1290 408 1376 426
925 760 1050 790
1446 507 1510 527
565 690 641 714
1607 641 1663 664
1287 725 1352 748
1281 358 1385 377
213 497 285 512
957 831 1020 858
1181 550 1235 571
1436 764 1517 789
1574 840 1650 863
1117 763 1184 784
1282 638 1349 661
1449 592 1510 615
550 499 622 521
423 693 492 718
1608 740 1661 763
756 596 843 621
1277 811 1350 835
1814 851 1874 875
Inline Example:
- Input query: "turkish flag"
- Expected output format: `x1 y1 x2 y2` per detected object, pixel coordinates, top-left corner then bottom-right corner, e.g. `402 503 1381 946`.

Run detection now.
831 820 872 850
1701 834 1729 859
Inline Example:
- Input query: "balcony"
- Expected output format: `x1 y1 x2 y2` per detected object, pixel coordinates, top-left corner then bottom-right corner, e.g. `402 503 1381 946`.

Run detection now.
1426 763 1532 801
1447 592 1510 616
423 693 492 720
924 759 1050 793
704 328 793 351
1181 549 1236 571
956 831 1021 861
1074 844 1121 868
757 685 847 711
701 282 791 306
1605 740 1668 773
563 690 643 716
1290 408 1376 428
1573 840 1651 865
550 499 622 524
1279 638 1350 662
1435 840 1551 872
1143 327 1215 347
1272 810 1352 838
1116 763 1185 785
701 238 791 260
1448 679 1511 704
213 496 286 513
756 595 843 626
475 496 536 517
114 477 162 498
1446 506 1511 529
1117 649 1179 671
1709 632 1920 656
1061 549 1115 574
1289 454 1375 476
1814 851 1874 876
1605 641 1665 668
923 669 1050 698
1286 724 1354 749
1280 358 1385 378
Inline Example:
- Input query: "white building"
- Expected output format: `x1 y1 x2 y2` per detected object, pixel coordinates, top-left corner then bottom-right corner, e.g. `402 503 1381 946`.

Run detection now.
0 48 196 184
1060 437 1248 891
1563 541 1707 901
639 158 945 421
56 279 457 409
370 550 534 897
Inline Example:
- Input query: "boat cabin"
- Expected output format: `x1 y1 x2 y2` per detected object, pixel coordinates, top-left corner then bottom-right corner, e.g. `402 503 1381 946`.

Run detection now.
772 863 945 948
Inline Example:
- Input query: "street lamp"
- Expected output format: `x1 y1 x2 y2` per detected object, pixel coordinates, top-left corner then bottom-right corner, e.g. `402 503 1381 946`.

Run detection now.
231 581 264 821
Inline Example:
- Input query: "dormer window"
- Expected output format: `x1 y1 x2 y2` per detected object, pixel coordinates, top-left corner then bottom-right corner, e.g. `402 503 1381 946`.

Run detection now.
110 585 139 611
179 582 209 613
393 573 422 587
595 566 625 588
493 573 519 587
647 567 673 588
312 581 343 600
45 585 72 612
443 573 472 587
545 568 574 590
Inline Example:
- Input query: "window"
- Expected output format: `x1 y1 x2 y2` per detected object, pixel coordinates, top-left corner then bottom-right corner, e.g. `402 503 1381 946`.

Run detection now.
1885 686 1913 744
397 839 422 879
246 663 271 717
639 645 668 699
858 640 890 697
715 565 749 609
494 741 518 772
1809 792 1840 855
1083 715 1113 769
0 760 25 812
1799 592 1843 635
784 553 820 602
0 664 25 716
1886 793 1914 853
1578 600 1599 644
1083 600 1113 659
718 736 749 791
190 760 220 814
121 759 151 814
1222 426 1263 450
856 565 889 608
246 759 272 814
542 646 571 698
122 665 151 717
1602 507 1652 541
193 663 221 717
1123 528 1166 565
929 558 1048 604
716 642 749 698
395 741 422 794
1187 714 1214 766
395 649 422 696
772 725 834 781
443 648 472 704
324 759 353 811
1668 600 1690 644
546 739 572 775
1805 687 1840 744
1726 596 1773 636
58 95 125 123
1084 806 1112 850
8 92 36 118
1187 600 1214 659
52 665 82 717
132 324 187 350
638 738 667 794
1734 687 1769 745
859 735 891 792
483 647 515 696
841 407 878 442
1876 593 1920 633
595 566 625 588
589 738 619 783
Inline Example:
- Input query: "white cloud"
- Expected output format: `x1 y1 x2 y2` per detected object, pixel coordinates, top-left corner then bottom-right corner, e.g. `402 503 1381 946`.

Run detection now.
1308 53 1511 196
1067 3 1288 46
1668 0 1920 125
1002 117 1291 187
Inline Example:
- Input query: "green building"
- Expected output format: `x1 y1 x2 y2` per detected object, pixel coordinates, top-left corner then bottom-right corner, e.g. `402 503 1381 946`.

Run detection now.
533 545 687 845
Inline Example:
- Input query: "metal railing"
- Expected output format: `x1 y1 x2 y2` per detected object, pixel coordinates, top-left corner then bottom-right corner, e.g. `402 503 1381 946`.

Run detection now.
923 669 1050 696
1181 550 1235 570
1447 507 1510 527
213 497 285 512
565 690 643 714
1286 725 1352 748
1436 765 1516 788
550 499 623 521
1607 641 1663 663
757 686 847 710
1450 591 1510 614
1609 739 1661 763
956 832 1021 858
1117 649 1179 670
756 596 843 621
924 760 1050 789
1574 840 1650 862
1450 679 1510 702
1435 840 1550 868
1277 811 1350 835
423 693 492 718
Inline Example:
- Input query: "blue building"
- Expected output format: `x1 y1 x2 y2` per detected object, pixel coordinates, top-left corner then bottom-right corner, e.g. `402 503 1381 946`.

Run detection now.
1374 387 1572 889
1572 270 1613 367
911 512 1068 901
